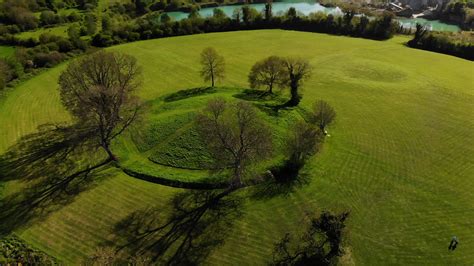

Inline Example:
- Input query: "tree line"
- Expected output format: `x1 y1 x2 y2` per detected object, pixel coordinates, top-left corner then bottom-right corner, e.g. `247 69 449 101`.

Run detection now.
0 0 469 91
408 23 474 61
92 5 398 47
0 1 399 90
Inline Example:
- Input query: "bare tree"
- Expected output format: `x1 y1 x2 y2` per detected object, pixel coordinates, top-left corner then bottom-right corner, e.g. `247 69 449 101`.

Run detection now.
311 100 336 134
272 211 350 266
285 120 323 168
59 50 142 160
196 98 272 187
284 57 312 106
248 56 286 94
200 47 225 87
271 120 323 182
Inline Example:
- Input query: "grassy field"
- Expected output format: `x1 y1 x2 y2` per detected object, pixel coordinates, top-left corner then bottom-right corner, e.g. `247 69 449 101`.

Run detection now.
0 30 473 264
117 88 296 176
0 46 15 58
14 25 71 41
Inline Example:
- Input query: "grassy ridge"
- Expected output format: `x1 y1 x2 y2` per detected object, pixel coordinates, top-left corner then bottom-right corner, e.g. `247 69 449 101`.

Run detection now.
0 30 473 264
123 88 300 171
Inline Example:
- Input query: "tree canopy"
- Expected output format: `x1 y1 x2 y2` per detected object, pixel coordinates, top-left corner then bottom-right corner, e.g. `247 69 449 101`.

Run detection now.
196 98 272 186
283 57 312 106
248 56 286 94
200 47 225 87
58 50 142 160
311 100 336 133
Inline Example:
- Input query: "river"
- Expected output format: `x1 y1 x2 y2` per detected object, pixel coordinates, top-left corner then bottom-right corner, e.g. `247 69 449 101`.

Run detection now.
165 0 461 32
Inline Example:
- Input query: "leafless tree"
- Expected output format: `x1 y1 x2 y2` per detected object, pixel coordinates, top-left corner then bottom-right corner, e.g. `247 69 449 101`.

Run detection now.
311 100 336 133
248 56 286 94
200 47 225 87
272 211 350 265
58 50 142 160
283 57 312 106
196 98 272 187
285 120 323 167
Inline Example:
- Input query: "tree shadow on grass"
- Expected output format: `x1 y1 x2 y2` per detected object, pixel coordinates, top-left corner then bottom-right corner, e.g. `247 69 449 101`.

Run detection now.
233 89 296 117
0 123 113 236
163 87 217 102
233 89 281 102
110 188 242 265
250 164 312 201
0 123 97 182
255 101 303 118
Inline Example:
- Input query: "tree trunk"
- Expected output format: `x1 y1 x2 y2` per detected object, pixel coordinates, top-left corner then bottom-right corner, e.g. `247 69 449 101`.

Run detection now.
232 163 243 188
211 73 215 87
102 143 117 161
288 81 300 106
268 83 273 94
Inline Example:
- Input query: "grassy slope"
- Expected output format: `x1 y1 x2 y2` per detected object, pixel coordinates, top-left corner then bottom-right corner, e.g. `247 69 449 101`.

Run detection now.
14 25 71 41
0 30 473 264
115 88 298 183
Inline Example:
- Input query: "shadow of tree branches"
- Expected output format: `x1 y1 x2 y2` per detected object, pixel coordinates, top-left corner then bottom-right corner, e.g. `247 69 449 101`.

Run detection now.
110 188 242 265
0 123 113 236
250 170 311 201
0 123 98 182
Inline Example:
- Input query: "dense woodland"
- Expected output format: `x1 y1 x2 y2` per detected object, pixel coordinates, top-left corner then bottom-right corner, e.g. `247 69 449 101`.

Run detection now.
408 24 474 60
439 0 474 29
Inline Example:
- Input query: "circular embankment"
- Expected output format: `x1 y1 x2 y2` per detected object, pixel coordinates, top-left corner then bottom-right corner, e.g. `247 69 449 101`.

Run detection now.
114 86 306 188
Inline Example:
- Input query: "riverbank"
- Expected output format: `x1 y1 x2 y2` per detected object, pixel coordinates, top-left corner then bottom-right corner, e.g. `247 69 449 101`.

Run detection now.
163 1 461 32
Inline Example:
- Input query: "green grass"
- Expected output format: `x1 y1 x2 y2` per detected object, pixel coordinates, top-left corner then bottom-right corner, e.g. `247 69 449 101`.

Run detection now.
0 30 473 264
14 25 70 41
147 120 215 169
0 46 15 58
121 88 298 171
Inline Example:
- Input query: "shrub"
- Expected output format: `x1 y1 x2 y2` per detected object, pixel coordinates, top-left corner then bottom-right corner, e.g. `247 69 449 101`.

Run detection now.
57 39 74 53
33 51 66 68
92 33 115 47
40 10 60 25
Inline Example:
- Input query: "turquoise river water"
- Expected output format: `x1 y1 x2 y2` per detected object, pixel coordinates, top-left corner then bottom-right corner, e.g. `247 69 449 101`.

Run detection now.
165 0 461 32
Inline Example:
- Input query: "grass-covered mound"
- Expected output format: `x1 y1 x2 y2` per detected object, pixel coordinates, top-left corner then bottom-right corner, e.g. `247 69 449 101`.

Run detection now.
114 87 304 183
0 30 472 264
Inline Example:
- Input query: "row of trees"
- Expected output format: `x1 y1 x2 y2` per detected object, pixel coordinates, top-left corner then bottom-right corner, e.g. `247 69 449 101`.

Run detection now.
92 7 398 47
200 48 312 106
408 24 474 61
0 1 399 88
